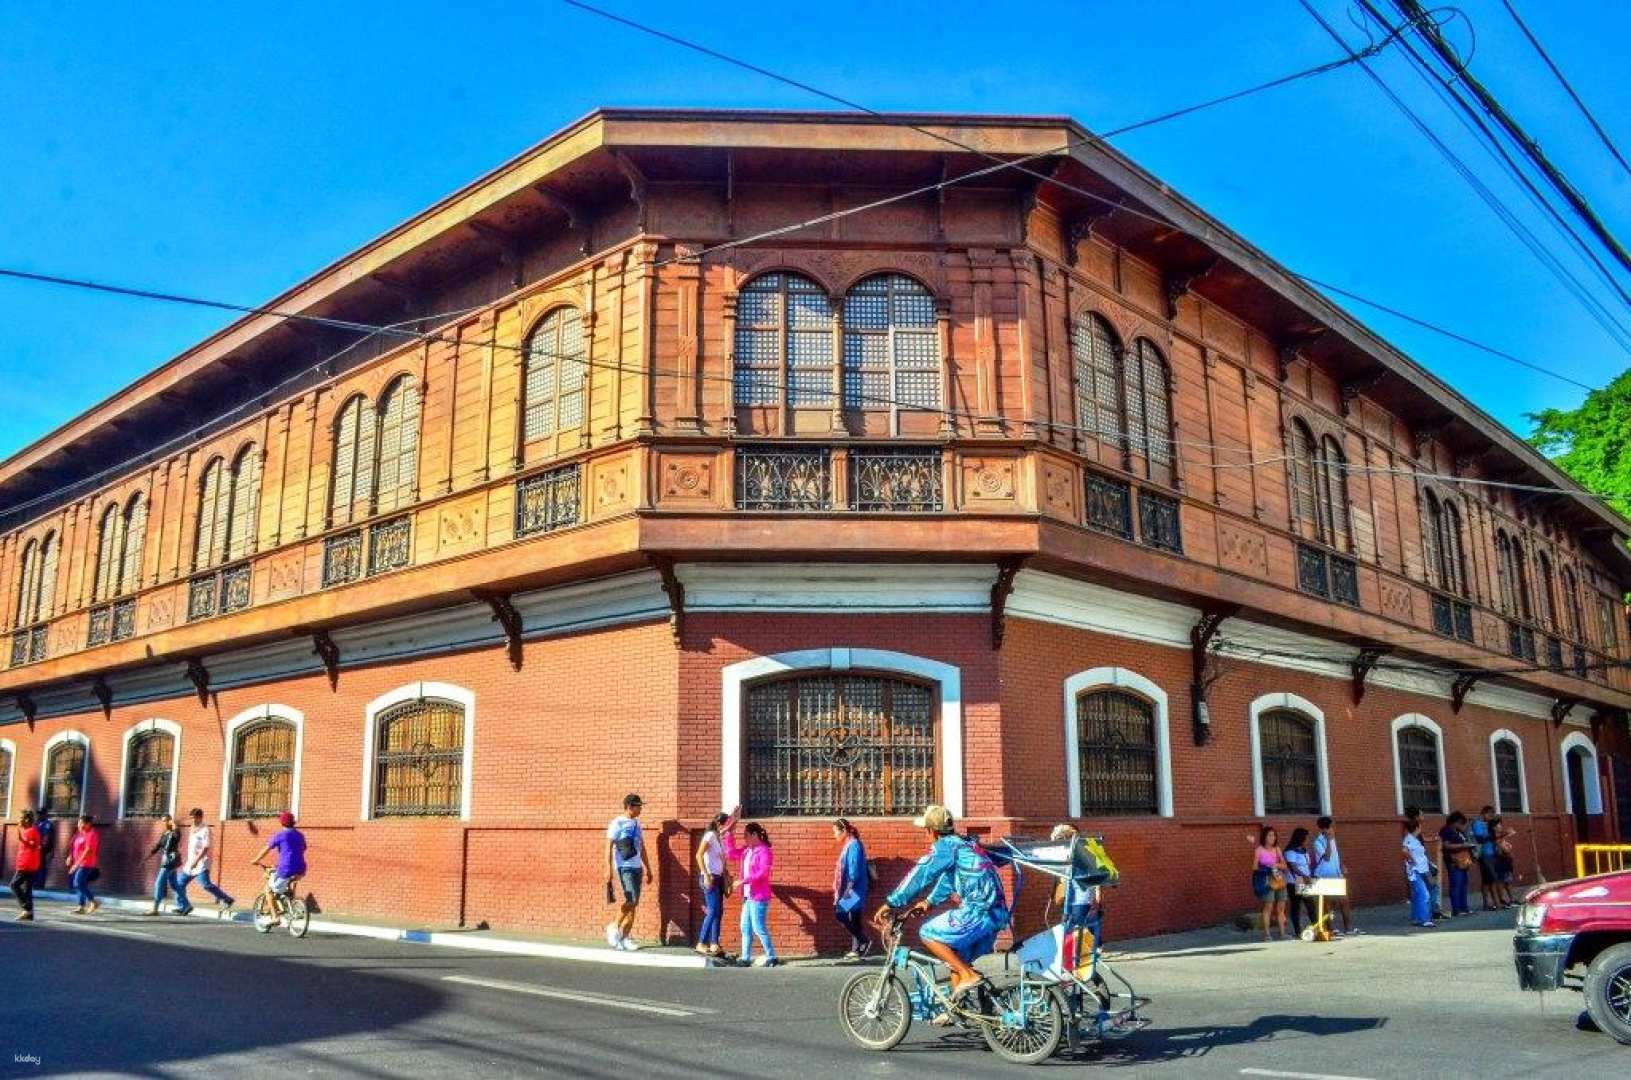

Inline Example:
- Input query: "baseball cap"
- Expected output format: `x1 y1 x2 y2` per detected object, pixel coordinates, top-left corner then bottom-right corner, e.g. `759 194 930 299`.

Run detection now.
623 793 644 809
913 805 954 834
278 811 295 827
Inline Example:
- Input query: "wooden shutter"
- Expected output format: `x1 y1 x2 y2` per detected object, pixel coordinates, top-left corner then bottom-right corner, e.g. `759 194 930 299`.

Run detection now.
227 446 260 561
375 376 419 513
14 540 37 627
35 533 58 621
1289 422 1318 536
1320 435 1350 548
95 505 121 602
195 458 224 568
331 397 360 522
120 495 147 594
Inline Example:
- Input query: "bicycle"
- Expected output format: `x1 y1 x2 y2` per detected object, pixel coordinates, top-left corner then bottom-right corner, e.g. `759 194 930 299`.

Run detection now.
250 865 310 939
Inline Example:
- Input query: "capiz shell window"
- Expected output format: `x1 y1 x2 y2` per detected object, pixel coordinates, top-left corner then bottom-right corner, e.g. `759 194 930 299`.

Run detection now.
842 273 940 411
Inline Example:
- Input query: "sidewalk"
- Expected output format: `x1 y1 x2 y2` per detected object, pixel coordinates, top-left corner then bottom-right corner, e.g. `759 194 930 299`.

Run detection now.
10 887 708 969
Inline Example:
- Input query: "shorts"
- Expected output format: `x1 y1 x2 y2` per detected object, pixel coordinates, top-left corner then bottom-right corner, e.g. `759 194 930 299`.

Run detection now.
1494 854 1514 884
618 867 643 905
1251 868 1285 902
270 875 297 895
920 907 1005 963
1477 856 1497 887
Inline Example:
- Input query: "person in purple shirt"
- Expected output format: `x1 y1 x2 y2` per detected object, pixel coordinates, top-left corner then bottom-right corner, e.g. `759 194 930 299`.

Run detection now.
251 810 308 897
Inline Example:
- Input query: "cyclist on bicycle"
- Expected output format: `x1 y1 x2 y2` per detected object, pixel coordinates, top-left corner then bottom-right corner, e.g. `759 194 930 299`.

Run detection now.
877 805 1008 1004
251 810 307 897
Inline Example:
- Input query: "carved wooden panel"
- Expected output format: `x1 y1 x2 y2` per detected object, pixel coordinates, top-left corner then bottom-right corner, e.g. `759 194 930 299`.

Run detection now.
655 452 717 508
958 454 1019 510
435 492 488 558
1217 520 1270 579
589 452 635 519
265 550 307 602
144 590 174 634
1380 579 1415 622
1039 457 1079 523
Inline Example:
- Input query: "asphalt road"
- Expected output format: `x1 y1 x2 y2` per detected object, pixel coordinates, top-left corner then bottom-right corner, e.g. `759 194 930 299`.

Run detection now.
0 898 1624 1078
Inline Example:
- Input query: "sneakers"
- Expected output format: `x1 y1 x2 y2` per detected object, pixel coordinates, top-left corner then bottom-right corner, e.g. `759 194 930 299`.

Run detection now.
141 908 159 917
14 912 32 922
86 900 100 915
69 907 86 915
751 956 777 967
842 949 861 961
618 938 641 952
605 923 623 949
173 906 194 916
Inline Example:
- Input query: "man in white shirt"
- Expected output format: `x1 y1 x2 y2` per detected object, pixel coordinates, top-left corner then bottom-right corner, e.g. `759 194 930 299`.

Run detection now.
173 808 235 915
605 793 652 950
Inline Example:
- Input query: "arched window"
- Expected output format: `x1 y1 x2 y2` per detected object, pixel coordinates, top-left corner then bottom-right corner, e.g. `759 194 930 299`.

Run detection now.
743 672 936 816
1394 722 1444 814
1536 551 1557 630
734 274 833 407
1563 566 1585 641
13 532 59 629
0 739 14 820
1124 338 1173 484
1071 312 1123 445
1289 420 1320 538
843 273 940 412
374 376 420 515
195 448 260 569
42 735 87 817
1258 709 1321 814
524 306 588 437
371 697 467 817
1317 435 1351 549
1076 688 1159 815
226 445 260 562
123 730 175 819
1493 737 1525 814
1421 491 1468 596
1496 531 1532 620
330 394 378 525
229 718 297 819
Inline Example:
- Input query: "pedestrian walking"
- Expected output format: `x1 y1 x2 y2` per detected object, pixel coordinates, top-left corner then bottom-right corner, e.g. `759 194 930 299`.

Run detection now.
11 809 42 921
694 810 733 959
1283 827 1318 939
605 793 652 952
832 818 871 958
173 808 235 914
145 814 185 915
31 809 53 891
1249 826 1289 941
1403 818 1436 928
66 814 101 915
1470 806 1501 911
725 821 777 966
1311 816 1358 935
1438 812 1476 917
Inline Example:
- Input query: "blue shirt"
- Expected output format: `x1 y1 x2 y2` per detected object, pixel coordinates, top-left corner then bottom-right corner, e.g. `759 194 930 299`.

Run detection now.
887 835 1006 918
1311 833 1342 877
837 836 868 912
1470 819 1494 859
1284 848 1313 882
267 828 307 877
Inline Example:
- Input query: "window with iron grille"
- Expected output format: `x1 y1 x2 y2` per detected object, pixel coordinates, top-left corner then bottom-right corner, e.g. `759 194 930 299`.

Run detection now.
372 698 465 817
12 532 58 632
1076 689 1159 815
842 274 940 411
43 740 86 816
1138 489 1182 553
123 732 174 818
734 274 834 407
1124 338 1174 485
744 674 936 817
322 530 364 588
1494 739 1524 814
850 448 942 512
516 465 581 537
230 720 296 819
1071 313 1124 446
1397 726 1442 812
525 306 588 436
735 447 831 510
367 516 412 576
1084 473 1132 539
0 744 11 819
1259 710 1320 814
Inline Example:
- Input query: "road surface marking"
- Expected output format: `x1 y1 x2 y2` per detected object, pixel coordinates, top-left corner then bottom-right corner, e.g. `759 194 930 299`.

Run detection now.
442 975 708 1017
1241 1069 1377 1080
40 918 157 940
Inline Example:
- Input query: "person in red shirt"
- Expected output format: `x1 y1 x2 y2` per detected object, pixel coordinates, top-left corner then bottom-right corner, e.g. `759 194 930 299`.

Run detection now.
66 814 101 915
11 809 42 921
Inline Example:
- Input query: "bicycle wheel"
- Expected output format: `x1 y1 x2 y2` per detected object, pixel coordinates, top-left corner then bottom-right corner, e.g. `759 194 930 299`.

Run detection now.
284 894 310 939
839 971 911 1051
252 896 277 934
981 982 1064 1065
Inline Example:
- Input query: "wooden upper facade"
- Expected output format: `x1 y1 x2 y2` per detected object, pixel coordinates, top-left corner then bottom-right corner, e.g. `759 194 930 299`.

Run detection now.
2 109 1628 710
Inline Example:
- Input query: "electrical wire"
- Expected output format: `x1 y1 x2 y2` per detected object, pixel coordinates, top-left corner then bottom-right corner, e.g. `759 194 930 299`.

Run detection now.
1499 0 1631 179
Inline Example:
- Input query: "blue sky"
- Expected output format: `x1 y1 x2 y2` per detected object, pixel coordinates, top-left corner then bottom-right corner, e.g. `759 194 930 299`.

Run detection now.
1 0 1627 460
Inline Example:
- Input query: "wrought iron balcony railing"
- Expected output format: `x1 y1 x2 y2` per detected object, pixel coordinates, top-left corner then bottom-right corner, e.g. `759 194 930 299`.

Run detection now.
323 530 364 588
1546 635 1564 672
366 516 412 576
850 448 942 512
735 448 831 511
1084 473 1133 540
1295 542 1359 607
516 464 582 537
188 564 253 622
1137 489 1183 554
1506 620 1537 663
1429 592 1475 644
87 598 138 646
9 624 47 668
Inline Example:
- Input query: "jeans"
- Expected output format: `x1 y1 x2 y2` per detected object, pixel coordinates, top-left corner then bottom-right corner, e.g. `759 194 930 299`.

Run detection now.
153 866 181 906
1447 866 1470 915
175 867 234 911
1426 872 1442 916
10 871 33 915
1408 874 1432 924
698 875 724 946
70 867 97 907
1288 891 1317 937
740 898 775 960
836 907 869 950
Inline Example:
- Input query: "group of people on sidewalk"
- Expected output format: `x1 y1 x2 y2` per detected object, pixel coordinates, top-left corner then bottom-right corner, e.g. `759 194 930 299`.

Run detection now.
1402 804 1518 928
1249 816 1358 942
9 806 308 922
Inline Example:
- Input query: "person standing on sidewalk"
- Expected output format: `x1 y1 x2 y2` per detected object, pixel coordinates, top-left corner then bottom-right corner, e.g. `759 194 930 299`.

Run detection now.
1470 805 1501 912
832 818 871 958
605 793 652 952
1403 805 1444 920
694 810 733 959
11 809 42 921
31 809 53 892
1403 818 1436 928
1311 816 1358 935
174 808 235 915
725 821 777 967
1283 828 1318 939
66 814 101 915
145 814 184 916
1437 812 1476 917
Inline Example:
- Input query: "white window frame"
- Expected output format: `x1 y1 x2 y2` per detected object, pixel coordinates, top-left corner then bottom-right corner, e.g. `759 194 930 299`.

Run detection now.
1487 728 1530 815
1560 730 1604 815
39 730 92 817
0 737 15 819
1064 667 1174 819
361 681 476 821
721 648 964 817
1248 693 1332 818
220 704 304 820
1389 713 1448 815
118 718 182 821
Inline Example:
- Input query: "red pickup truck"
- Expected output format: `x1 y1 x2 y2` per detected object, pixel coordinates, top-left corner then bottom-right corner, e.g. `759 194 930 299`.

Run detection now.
1514 868 1631 1043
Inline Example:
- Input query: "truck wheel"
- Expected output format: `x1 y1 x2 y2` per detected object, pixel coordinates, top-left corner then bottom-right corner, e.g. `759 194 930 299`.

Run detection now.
1583 942 1631 1045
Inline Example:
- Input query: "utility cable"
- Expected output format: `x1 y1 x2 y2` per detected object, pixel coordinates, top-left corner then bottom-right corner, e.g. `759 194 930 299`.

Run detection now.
1498 0 1631 179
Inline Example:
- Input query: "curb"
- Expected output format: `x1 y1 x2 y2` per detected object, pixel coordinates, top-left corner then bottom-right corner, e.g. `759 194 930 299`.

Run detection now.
18 890 708 970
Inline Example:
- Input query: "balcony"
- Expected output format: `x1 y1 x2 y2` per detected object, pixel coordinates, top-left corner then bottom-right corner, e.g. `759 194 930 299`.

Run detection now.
1084 473 1132 540
8 624 46 668
188 563 253 622
736 448 830 511
516 464 582 537
1507 621 1537 663
1138 490 1183 554
850 448 942 512
1296 543 1359 607
87 598 138 646
367 516 412 576
1430 593 1475 644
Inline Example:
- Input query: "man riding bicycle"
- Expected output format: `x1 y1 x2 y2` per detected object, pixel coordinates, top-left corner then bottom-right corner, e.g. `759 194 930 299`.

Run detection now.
877 805 1009 1004
251 811 307 898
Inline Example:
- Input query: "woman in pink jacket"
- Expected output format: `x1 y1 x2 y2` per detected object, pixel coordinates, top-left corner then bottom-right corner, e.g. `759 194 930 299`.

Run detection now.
724 821 777 967
66 814 101 915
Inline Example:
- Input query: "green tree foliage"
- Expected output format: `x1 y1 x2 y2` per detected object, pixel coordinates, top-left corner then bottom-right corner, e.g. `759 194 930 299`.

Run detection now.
1527 369 1631 522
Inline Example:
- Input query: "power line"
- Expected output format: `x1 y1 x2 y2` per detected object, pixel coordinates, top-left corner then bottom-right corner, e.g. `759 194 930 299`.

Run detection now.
1499 0 1631 179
